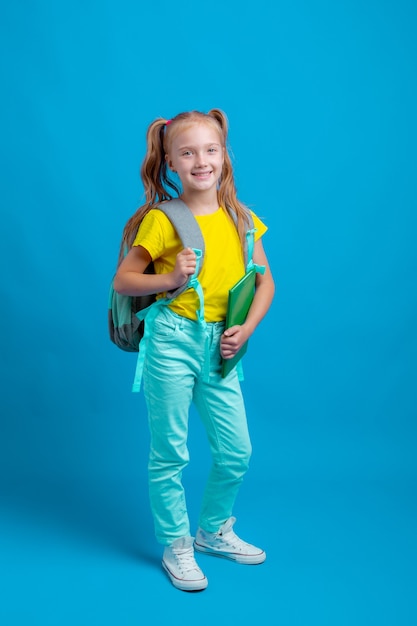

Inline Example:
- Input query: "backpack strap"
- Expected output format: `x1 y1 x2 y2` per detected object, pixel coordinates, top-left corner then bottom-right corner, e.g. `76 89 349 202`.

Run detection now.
131 249 205 393
225 208 265 385
226 207 266 275
156 198 205 299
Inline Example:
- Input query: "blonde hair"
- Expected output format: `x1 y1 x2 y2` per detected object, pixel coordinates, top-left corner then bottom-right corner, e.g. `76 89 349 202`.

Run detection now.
119 109 251 263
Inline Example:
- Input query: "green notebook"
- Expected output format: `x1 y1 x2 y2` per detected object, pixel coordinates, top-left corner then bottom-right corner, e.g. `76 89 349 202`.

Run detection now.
221 268 257 378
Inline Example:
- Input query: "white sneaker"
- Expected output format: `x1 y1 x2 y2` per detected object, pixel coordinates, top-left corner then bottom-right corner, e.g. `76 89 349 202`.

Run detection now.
162 536 208 591
194 517 266 564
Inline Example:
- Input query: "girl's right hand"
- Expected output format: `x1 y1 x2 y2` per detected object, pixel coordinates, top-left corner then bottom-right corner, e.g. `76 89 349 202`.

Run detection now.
172 247 197 288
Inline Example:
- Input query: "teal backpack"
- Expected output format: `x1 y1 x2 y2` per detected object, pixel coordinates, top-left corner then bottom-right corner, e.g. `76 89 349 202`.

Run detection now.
108 198 205 352
108 198 257 353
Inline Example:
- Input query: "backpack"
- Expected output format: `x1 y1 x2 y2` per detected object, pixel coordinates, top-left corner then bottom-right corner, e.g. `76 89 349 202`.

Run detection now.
108 198 205 352
108 198 256 353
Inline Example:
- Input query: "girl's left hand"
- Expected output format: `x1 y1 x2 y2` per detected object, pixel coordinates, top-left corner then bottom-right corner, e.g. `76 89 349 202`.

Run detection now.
220 325 250 359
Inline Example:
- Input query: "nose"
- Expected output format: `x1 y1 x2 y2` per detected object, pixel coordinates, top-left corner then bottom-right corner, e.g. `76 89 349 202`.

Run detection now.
195 151 208 167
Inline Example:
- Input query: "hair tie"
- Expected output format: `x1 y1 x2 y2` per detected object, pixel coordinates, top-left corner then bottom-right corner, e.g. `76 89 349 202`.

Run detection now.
165 119 172 126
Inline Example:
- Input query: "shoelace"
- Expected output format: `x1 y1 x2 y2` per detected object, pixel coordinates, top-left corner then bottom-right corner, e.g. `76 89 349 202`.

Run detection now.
173 547 200 574
217 530 249 552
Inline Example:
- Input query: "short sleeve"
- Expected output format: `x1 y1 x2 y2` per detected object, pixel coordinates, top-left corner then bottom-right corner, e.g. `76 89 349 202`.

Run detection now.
132 210 178 261
251 211 268 241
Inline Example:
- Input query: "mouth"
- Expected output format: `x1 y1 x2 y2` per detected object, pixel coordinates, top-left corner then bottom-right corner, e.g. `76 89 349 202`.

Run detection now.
192 170 212 178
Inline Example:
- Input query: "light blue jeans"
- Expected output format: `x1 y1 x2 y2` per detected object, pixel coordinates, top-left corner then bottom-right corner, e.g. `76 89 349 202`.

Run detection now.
143 306 252 545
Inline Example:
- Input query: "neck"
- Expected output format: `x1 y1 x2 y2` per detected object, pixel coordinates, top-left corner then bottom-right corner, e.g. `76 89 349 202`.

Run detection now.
180 189 219 215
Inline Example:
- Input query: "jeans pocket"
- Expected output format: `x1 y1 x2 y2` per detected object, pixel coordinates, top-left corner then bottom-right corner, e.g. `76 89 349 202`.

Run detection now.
153 311 178 338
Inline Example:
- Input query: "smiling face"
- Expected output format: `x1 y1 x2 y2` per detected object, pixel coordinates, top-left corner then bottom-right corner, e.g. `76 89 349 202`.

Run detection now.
165 122 225 196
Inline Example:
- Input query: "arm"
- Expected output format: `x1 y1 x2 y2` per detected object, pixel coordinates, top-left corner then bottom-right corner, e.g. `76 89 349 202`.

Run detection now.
113 245 197 296
220 237 275 359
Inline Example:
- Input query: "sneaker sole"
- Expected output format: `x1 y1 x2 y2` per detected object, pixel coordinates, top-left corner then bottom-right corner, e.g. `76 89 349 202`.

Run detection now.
162 560 208 591
194 543 266 565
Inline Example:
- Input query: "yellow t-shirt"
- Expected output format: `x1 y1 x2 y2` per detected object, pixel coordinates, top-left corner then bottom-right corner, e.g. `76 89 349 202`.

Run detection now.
133 206 267 322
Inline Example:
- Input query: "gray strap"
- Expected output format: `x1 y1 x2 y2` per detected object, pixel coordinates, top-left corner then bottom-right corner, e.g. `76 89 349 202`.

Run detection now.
156 199 205 299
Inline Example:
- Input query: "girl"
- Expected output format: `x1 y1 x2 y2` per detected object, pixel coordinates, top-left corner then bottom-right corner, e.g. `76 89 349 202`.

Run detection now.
114 109 275 591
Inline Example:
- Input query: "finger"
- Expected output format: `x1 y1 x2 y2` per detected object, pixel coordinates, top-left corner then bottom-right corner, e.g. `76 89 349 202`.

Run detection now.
223 326 240 338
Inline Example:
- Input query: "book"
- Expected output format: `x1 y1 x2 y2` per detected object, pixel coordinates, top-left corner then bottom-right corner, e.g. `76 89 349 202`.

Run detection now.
221 268 257 378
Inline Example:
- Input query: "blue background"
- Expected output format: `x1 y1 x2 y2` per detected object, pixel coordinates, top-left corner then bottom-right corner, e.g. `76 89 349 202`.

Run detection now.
1 1 416 624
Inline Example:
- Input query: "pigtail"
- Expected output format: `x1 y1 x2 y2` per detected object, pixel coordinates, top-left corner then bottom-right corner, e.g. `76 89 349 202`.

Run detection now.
208 109 251 250
118 118 180 265
141 119 181 205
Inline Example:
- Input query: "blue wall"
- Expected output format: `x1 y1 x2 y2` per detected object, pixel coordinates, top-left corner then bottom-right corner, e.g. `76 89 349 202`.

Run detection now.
1 1 416 624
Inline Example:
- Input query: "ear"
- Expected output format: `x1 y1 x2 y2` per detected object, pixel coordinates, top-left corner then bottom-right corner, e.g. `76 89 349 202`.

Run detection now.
165 154 176 173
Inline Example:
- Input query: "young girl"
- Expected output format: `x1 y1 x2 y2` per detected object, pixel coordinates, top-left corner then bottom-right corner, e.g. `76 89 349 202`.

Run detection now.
114 109 275 591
